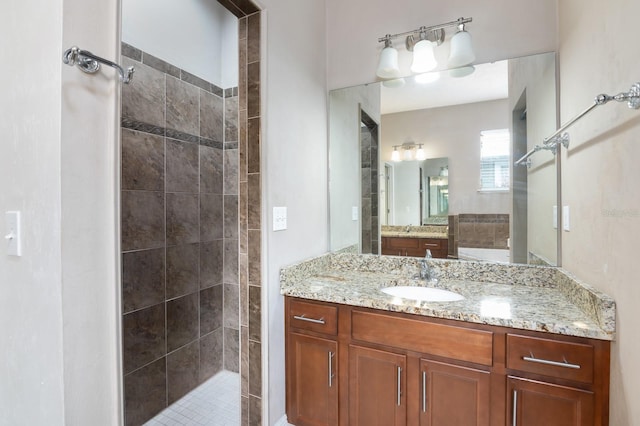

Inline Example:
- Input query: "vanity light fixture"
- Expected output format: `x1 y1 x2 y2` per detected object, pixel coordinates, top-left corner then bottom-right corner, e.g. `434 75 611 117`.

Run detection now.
376 36 401 79
448 21 475 68
391 146 401 162
376 17 474 82
391 142 426 162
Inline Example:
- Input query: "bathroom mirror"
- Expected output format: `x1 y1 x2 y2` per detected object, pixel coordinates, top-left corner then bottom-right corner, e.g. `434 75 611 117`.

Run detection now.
329 52 559 265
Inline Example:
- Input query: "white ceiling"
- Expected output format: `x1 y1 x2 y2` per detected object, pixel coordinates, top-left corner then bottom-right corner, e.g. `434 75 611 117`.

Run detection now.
381 59 509 115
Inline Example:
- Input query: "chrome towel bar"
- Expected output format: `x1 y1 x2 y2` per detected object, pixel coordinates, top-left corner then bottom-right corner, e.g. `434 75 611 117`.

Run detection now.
62 46 134 84
515 82 640 167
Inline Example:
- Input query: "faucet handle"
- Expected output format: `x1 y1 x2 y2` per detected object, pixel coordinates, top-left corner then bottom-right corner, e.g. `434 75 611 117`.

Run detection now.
425 249 432 259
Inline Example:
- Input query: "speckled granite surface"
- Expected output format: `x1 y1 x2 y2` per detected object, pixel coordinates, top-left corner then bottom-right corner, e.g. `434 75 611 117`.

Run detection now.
381 225 448 239
280 253 616 341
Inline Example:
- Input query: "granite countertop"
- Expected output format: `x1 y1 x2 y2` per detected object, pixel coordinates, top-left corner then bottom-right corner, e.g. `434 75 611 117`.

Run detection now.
381 231 448 239
280 253 616 341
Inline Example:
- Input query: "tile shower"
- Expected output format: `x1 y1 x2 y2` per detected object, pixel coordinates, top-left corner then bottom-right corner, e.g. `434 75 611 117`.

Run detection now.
120 4 262 424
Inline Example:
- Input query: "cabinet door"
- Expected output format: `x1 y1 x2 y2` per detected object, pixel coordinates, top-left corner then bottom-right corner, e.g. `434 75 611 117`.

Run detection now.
349 345 407 426
508 377 594 426
287 333 338 426
419 359 490 426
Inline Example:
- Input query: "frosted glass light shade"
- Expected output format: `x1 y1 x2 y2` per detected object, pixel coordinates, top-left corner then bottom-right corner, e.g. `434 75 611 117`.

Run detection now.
448 30 475 68
410 39 437 74
391 148 401 162
415 146 426 161
377 46 401 78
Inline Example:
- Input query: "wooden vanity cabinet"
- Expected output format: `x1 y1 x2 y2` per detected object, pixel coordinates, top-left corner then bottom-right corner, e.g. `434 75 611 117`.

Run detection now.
284 297 610 426
381 236 448 258
286 299 339 426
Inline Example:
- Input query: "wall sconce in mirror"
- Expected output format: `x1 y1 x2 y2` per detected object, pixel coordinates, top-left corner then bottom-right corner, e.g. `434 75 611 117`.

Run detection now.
376 17 475 85
391 142 426 162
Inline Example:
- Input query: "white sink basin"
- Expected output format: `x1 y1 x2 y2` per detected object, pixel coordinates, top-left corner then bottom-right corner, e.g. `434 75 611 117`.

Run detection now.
381 286 464 302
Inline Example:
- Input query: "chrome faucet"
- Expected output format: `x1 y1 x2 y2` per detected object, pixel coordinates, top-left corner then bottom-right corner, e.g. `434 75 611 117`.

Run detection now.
405 224 411 233
420 249 433 280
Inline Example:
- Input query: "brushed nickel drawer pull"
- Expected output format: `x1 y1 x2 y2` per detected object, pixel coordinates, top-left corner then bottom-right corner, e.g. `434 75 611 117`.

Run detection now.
424 243 439 247
397 366 402 406
512 390 518 426
523 352 581 369
293 314 325 324
328 351 335 387
422 370 427 412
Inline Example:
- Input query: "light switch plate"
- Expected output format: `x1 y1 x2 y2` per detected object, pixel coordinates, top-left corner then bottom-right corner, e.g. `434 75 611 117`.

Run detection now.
563 205 570 231
5 211 22 256
273 206 287 231
352 206 358 221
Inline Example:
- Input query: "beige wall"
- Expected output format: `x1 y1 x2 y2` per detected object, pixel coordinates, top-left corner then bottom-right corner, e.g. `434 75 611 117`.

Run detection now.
259 0 329 424
0 0 122 424
381 100 511 215
559 1 640 424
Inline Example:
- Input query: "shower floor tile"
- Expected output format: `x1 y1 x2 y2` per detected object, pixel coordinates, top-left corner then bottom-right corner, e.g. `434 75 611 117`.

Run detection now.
145 370 240 426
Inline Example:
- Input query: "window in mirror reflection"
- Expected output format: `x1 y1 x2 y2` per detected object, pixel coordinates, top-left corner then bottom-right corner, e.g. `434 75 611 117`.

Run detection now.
480 128 510 191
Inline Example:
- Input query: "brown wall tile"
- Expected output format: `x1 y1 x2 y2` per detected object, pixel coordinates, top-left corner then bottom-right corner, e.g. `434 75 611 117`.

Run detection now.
122 303 166 374
247 13 260 64
239 182 248 254
124 357 166 426
122 248 165 314
247 62 260 119
166 243 200 299
200 90 224 142
166 139 199 193
200 328 223 381
200 284 223 335
224 283 240 329
247 117 260 174
167 293 199 352
122 129 164 191
200 240 223 288
166 76 199 136
225 96 239 142
121 191 165 251
200 193 223 242
248 340 261 397
224 239 239 284
224 195 239 239
224 327 239 372
167 341 200 405
200 146 224 194
166 193 200 245
248 230 260 286
248 285 260 342
224 149 239 195
121 58 165 127
248 394 261 426
247 174 260 230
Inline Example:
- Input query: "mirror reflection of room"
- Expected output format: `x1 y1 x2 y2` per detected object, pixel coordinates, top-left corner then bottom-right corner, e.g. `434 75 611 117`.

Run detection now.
329 52 558 265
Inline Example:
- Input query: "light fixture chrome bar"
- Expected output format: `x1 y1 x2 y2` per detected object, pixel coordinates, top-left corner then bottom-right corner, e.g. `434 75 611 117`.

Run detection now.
63 46 135 84
377 17 472 43
516 82 640 166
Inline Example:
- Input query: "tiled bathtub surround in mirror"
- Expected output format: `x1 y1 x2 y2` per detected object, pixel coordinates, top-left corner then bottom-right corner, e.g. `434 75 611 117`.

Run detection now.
280 253 615 340
120 43 240 425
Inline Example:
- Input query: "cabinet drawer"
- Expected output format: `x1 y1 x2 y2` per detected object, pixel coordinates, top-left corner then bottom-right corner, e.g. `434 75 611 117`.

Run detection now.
420 238 446 250
386 237 421 249
289 299 338 336
507 334 594 383
351 310 493 366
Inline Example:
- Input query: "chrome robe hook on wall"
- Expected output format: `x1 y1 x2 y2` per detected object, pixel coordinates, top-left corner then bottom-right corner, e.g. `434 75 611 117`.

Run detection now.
62 46 135 84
